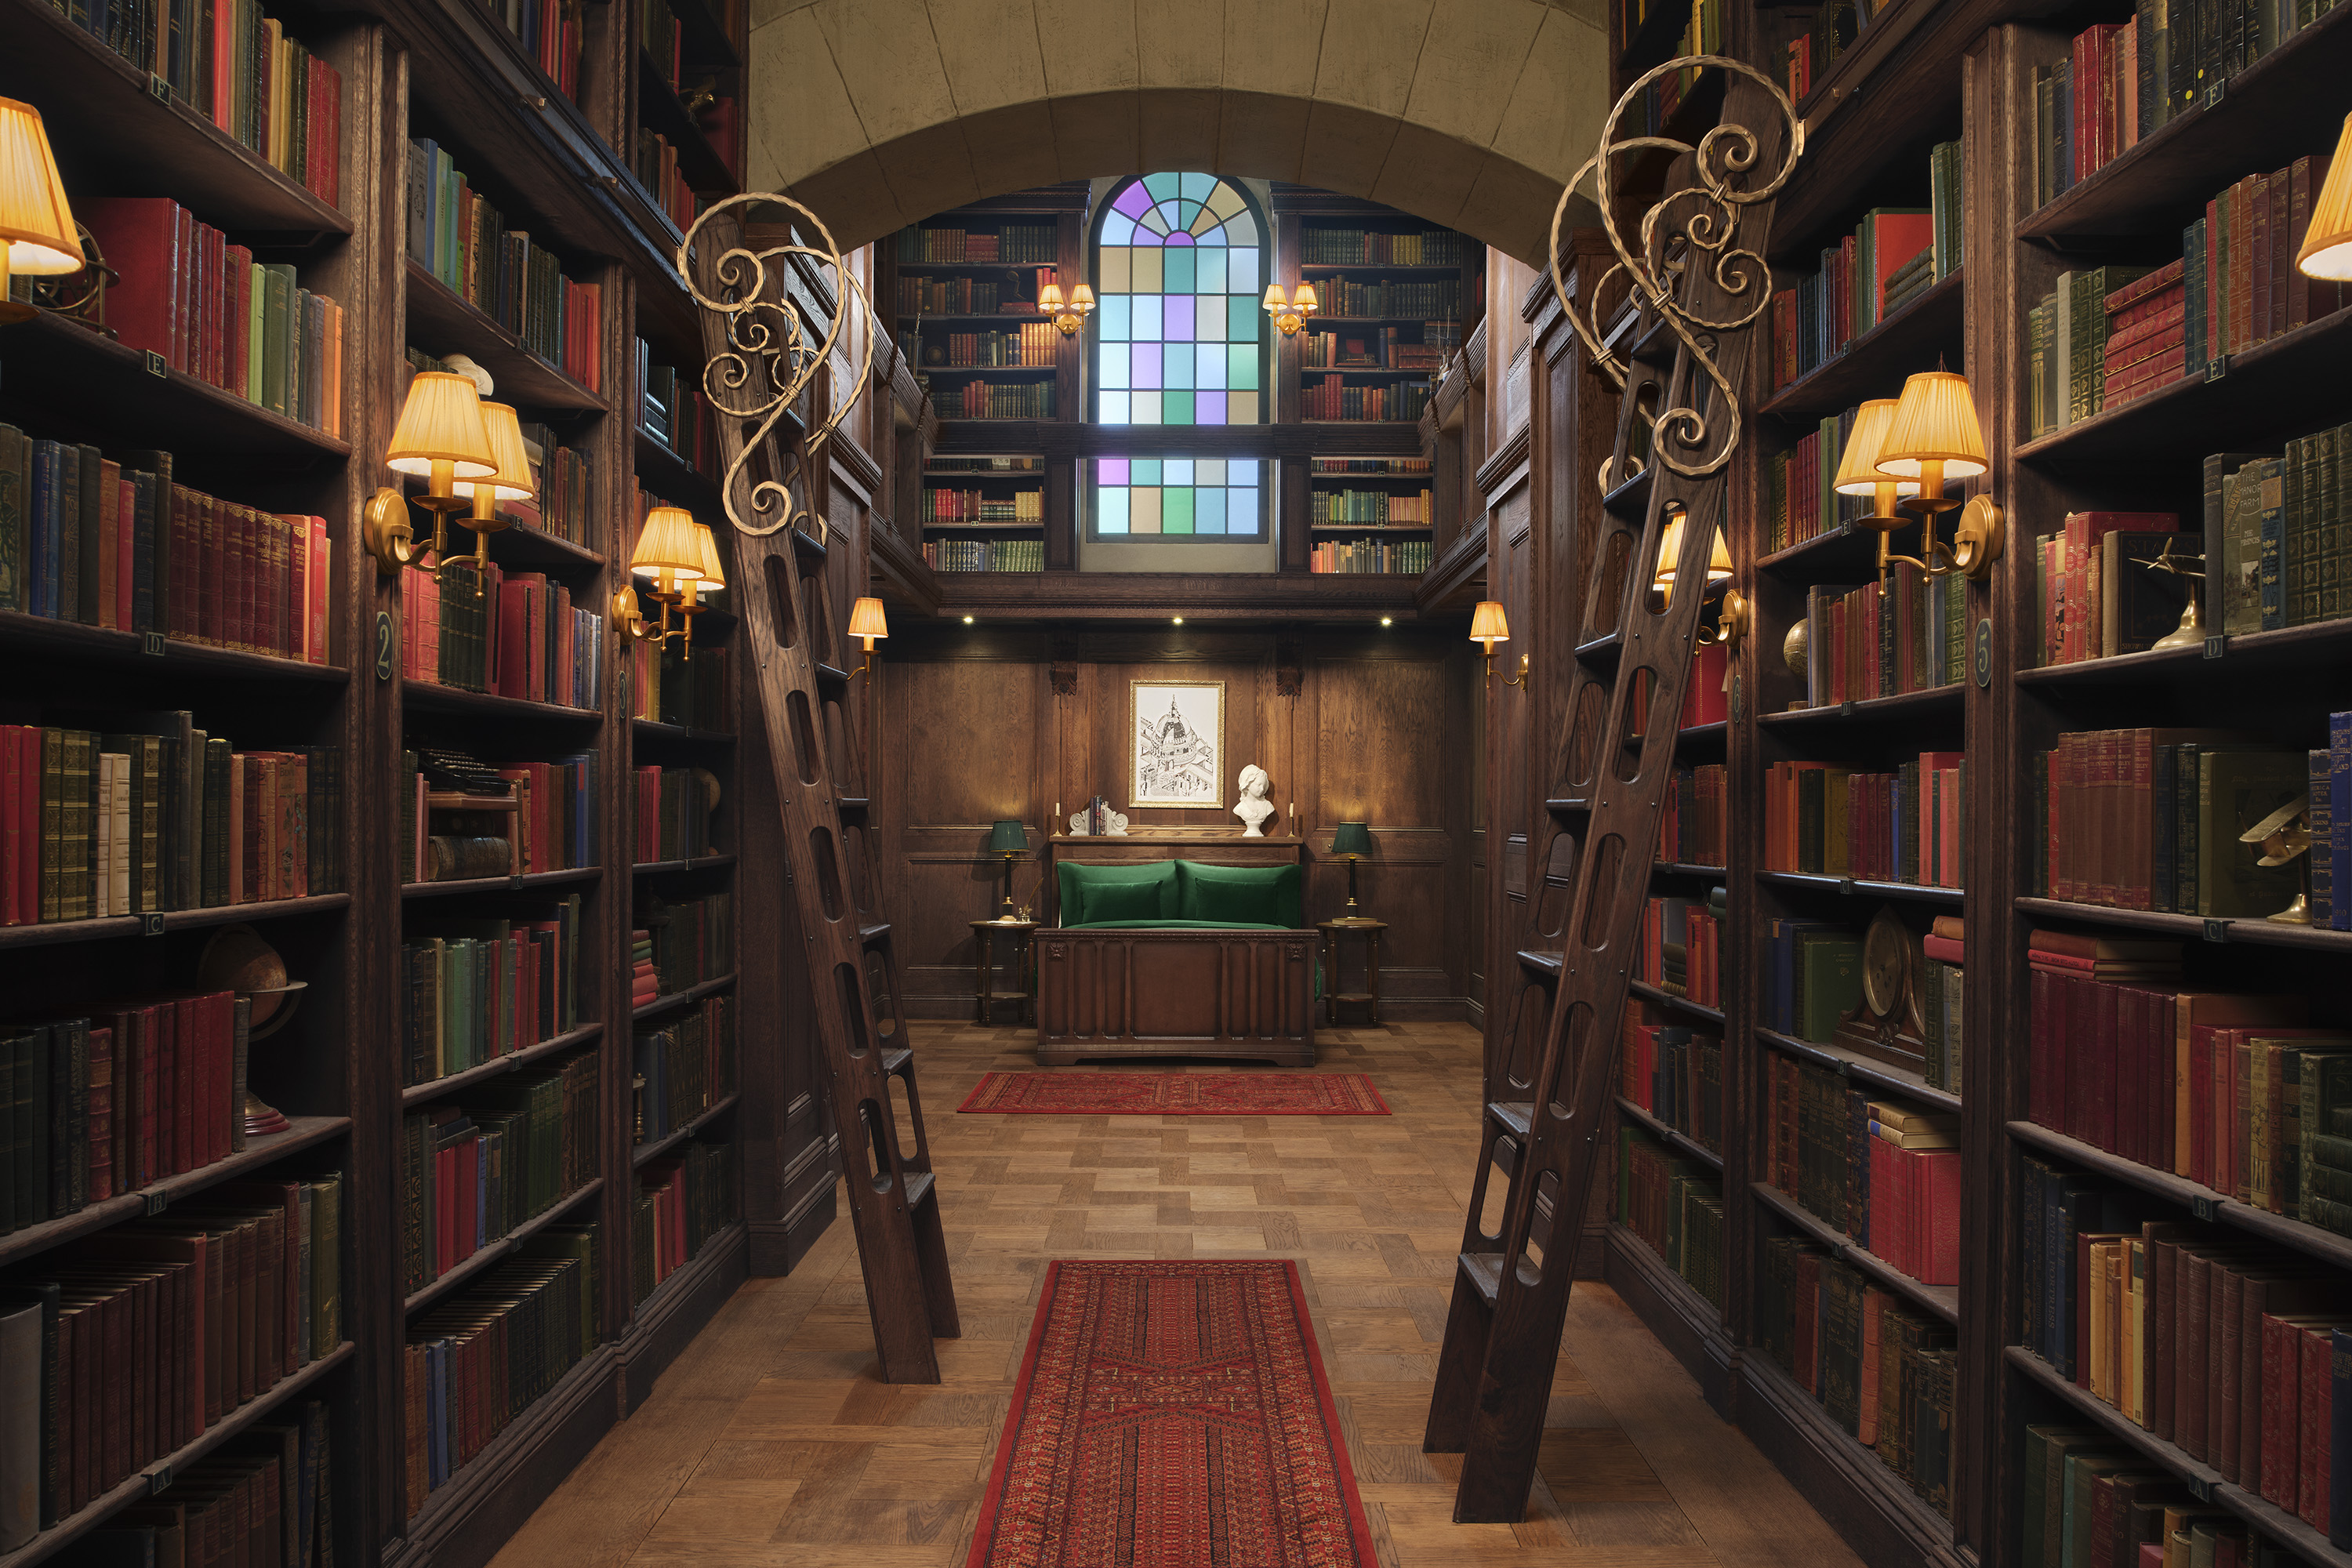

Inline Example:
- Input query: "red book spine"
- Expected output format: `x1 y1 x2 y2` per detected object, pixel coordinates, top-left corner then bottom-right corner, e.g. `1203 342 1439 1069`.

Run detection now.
2216 1266 2243 1481
2303 1324 2332 1526
2180 1250 2211 1459
2263 1312 2299 1505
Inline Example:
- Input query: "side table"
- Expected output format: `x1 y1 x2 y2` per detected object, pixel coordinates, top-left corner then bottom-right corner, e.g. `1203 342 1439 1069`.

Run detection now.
970 918 1039 1025
1317 917 1388 1026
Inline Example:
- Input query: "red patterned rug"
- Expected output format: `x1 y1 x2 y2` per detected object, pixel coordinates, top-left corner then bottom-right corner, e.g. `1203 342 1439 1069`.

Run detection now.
965 1260 1378 1568
956 1071 1388 1116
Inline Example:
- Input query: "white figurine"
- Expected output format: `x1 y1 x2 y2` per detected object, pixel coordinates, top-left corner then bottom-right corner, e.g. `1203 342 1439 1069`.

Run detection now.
1233 764 1276 837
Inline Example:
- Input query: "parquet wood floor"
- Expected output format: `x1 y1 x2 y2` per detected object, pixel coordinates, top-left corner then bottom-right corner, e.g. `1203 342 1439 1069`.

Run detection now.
487 1021 1865 1568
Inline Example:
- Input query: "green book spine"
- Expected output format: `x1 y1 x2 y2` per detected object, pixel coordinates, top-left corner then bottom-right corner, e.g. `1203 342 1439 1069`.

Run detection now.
262 264 295 417
0 423 25 614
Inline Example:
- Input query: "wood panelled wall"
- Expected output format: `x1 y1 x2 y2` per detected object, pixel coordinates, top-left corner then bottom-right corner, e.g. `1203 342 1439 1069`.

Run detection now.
871 625 1481 1018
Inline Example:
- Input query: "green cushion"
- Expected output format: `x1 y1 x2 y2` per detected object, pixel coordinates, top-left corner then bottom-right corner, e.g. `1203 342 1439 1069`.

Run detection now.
1175 860 1302 928
1083 879 1167 921
1056 859 1179 924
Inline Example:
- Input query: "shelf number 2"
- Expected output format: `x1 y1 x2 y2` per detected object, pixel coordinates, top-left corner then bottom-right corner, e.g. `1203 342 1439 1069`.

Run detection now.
375 611 395 681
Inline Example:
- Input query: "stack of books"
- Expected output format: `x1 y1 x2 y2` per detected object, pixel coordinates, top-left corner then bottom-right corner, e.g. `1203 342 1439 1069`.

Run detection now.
1619 1127 1726 1310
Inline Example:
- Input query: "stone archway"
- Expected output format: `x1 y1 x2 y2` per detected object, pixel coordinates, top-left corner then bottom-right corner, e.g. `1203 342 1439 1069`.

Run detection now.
746 0 1610 263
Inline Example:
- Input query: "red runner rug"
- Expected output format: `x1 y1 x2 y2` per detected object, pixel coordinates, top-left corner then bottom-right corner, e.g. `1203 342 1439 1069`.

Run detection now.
957 1071 1388 1116
966 1260 1378 1568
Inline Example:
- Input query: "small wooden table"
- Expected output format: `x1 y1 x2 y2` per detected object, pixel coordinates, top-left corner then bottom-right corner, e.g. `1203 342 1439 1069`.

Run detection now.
970 918 1039 1025
1317 917 1388 1025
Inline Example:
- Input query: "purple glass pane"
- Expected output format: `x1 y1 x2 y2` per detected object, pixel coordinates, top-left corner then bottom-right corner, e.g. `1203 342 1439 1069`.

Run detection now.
1114 183 1152 218
1163 294 1194 340
1194 391 1225 424
1131 342 1163 387
1100 458 1129 485
1167 231 1193 245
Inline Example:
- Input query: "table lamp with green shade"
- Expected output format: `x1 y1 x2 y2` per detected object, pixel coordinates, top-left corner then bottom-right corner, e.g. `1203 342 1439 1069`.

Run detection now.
1332 822 1373 914
988 819 1028 917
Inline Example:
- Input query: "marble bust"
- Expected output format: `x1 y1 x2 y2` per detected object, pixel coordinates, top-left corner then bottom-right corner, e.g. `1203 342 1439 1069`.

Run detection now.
1233 764 1275 837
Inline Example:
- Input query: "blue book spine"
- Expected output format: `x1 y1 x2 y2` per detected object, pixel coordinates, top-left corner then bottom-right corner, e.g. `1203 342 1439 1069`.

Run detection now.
2312 750 2334 929
2332 710 2350 931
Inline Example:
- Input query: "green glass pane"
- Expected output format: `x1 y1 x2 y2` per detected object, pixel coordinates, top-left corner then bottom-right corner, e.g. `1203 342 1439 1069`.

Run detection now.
1163 487 1195 534
1179 172 1214 203
1163 248 1196 293
1226 294 1258 341
1134 459 1162 485
1163 394 1194 426
1143 172 1180 201
1226 343 1258 390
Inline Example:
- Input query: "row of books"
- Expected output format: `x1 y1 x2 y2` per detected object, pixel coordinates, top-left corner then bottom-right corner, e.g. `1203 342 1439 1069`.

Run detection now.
1796 570 1970 706
1299 229 1467 267
922 488 1042 524
1310 458 1431 476
1297 328 1450 373
1632 19 1719 139
893 275 1031 318
397 902 587 1088
1309 489 1431 526
951 380 1056 419
1620 1007 1724 1155
639 890 731 998
1308 539 1429 574
401 1234 597 1510
630 1138 738 1305
1758 1236 1955 1518
2027 262 2186 433
23 1401 336 1567
920 325 1060 368
83 199 343 434
633 764 719 863
1617 1129 1726 1312
1766 1051 1962 1285
48 0 341 205
2206 428 2352 637
1780 0 1870 101
402 359 601 547
1633 891 1723 1008
893 224 1058 264
1762 753 1968 887
2028 0 2339 212
636 352 720 476
2018 1166 2352 1539
631 129 704 236
631 996 735 1145
2187 161 2348 371
407 142 603 391
1657 764 1728 867
399 1053 599 1291
0 995 266 1233
2031 728 2304 916
922 539 1043 572
1762 916 1864 1044
929 456 1044 474
408 755 595 881
2023 932 2352 1215
1299 280 1462 321
2028 510 2195 665
1301 379 1430 423
0 433 333 664
498 0 585 100
1767 153 1962 390
0 1188 343 1546
1764 406 1875 551
2018 1422 2279 1568
628 639 729 729
0 727 340 925
400 559 605 709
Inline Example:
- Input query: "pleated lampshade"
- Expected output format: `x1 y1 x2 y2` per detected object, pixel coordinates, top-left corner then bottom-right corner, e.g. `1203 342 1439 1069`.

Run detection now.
387 372 496 478
1292 281 1317 314
455 401 535 500
1469 600 1510 648
1039 281 1065 312
849 596 889 647
692 522 727 590
1875 369 1987 481
630 506 705 584
0 97 82 276
1833 398 1922 496
2299 114 2352 281
1654 510 1733 585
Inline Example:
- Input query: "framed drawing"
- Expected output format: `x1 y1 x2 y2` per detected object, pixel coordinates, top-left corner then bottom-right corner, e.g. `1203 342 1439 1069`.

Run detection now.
1128 681 1225 808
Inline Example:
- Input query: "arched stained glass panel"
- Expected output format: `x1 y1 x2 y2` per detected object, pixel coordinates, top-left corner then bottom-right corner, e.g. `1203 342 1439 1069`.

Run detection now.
1091 172 1267 539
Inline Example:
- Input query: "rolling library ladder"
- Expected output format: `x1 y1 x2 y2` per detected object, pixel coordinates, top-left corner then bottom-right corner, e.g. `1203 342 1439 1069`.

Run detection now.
678 203 960 1383
1423 64 1791 1520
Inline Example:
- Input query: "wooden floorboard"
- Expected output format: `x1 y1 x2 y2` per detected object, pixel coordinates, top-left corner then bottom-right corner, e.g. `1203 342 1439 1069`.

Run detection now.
485 1021 1865 1568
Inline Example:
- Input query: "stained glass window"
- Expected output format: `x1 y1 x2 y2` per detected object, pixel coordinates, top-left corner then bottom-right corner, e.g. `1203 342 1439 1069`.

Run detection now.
1091 172 1267 539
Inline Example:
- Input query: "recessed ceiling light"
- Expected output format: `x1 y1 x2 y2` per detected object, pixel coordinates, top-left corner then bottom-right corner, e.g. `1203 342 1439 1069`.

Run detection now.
1380 616 1392 626
962 615 975 624
1172 616 1185 625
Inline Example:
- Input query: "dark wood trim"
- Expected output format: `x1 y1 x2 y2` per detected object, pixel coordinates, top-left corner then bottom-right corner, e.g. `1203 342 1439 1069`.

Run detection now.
1602 1225 1737 1417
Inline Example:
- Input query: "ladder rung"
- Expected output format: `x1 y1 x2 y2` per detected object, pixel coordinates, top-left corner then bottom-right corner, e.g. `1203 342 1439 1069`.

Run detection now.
1515 949 1562 982
860 920 891 944
1574 633 1621 667
905 1170 936 1208
1544 797 1588 815
790 528 828 561
1458 1252 1504 1306
1628 315 1679 366
880 1045 912 1074
1486 1102 1534 1139
815 662 848 691
837 796 870 815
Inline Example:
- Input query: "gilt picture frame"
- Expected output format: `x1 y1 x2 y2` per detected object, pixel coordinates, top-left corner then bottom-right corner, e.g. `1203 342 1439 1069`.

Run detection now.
1128 681 1225 808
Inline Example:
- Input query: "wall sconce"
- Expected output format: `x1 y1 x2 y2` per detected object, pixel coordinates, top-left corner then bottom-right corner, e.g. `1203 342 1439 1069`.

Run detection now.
669 521 725 661
1263 282 1319 337
365 371 495 574
1331 821 1373 913
1833 397 1922 597
2299 114 2352 278
1651 509 1748 655
0 97 82 327
1470 600 1527 689
612 504 704 651
1037 278 1094 337
848 595 889 678
986 818 1027 916
450 399 535 571
1875 365 2002 582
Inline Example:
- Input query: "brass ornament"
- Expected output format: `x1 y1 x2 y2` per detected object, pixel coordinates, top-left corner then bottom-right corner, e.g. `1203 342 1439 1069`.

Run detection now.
673 194 874 546
1550 56 1805 485
1951 493 2005 579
